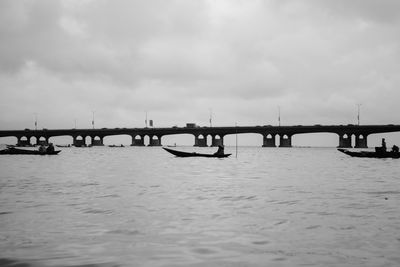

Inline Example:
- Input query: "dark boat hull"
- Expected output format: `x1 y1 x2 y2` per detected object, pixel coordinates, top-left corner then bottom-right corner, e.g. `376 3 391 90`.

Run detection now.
163 147 231 158
337 149 400 158
0 148 61 155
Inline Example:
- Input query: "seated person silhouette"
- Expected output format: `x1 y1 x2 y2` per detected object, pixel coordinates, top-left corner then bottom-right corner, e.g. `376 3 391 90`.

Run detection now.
214 145 224 156
46 143 55 153
392 145 399 153
38 144 46 152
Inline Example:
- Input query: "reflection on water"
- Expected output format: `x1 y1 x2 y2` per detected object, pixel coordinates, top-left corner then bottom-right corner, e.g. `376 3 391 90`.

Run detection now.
1 147 400 266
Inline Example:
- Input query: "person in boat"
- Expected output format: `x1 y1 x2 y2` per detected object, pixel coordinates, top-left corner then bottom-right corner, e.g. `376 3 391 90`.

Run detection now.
381 138 387 152
214 145 225 156
392 145 399 153
46 143 55 153
38 144 46 152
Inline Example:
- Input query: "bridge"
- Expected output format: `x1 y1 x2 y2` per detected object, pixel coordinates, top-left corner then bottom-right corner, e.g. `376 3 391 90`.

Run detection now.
1 124 399 148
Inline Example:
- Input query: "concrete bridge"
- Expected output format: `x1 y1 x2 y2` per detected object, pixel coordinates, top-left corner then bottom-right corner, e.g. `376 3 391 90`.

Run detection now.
0 124 399 148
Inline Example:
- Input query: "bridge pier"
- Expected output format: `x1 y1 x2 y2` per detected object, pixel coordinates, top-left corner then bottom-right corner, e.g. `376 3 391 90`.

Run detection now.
91 136 104 146
149 135 162 146
211 135 223 147
338 134 352 148
36 136 49 146
263 134 276 147
279 135 292 147
355 134 368 148
17 136 31 146
73 136 86 147
194 135 207 147
131 135 145 146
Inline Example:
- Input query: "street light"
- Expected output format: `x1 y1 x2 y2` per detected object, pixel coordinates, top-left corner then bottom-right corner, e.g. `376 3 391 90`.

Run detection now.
278 106 281 126
92 111 95 129
209 108 213 127
357 104 362 126
34 113 38 130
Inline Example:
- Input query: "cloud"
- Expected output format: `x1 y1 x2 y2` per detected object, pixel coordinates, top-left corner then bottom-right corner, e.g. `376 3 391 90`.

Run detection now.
1 0 400 135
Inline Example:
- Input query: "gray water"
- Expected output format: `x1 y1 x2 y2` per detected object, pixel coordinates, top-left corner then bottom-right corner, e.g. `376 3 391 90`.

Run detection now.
0 146 399 267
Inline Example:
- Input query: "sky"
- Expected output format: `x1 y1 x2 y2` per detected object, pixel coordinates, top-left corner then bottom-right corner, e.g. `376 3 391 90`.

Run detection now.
1 0 399 146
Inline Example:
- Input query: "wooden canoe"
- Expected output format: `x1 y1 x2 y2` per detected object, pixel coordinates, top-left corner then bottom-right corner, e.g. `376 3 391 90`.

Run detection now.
163 147 231 158
0 147 61 155
337 148 400 159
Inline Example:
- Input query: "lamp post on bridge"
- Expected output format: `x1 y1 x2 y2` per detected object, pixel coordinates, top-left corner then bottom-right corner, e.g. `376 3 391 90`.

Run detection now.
34 113 38 130
209 108 213 127
357 104 362 126
278 106 281 127
92 111 95 129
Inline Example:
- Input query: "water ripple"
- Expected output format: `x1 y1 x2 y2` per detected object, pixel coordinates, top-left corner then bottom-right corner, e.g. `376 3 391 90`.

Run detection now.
1 147 400 266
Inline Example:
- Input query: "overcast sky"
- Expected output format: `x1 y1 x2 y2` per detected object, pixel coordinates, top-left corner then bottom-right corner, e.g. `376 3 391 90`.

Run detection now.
1 0 399 134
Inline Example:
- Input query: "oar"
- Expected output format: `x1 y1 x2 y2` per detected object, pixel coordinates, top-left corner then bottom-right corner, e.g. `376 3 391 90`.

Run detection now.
235 122 238 158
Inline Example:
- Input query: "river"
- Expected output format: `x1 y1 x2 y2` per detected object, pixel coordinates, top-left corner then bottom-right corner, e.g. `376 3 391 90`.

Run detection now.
0 146 399 267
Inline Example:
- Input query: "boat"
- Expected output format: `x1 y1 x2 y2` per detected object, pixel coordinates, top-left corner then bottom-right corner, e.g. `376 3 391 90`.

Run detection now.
108 144 124 147
163 147 231 158
0 147 61 155
337 148 400 159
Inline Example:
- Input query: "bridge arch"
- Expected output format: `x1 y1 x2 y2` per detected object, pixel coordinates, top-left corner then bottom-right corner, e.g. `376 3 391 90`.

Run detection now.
71 135 85 147
46 135 73 146
103 134 131 146
292 132 338 147
162 133 194 146
224 133 263 146
278 134 292 147
37 136 48 145
149 135 162 146
85 136 91 146
91 136 104 146
0 136 18 146
211 134 223 147
354 133 368 148
262 133 276 147
338 133 352 148
131 134 145 146
16 136 31 146
193 134 207 147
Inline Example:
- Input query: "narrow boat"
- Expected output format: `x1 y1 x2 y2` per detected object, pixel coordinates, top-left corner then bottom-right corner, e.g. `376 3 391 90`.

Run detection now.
337 148 400 159
0 147 61 155
108 144 124 147
163 147 231 158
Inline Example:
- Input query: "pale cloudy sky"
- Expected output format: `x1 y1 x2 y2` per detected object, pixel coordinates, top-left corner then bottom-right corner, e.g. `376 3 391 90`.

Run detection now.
1 0 399 134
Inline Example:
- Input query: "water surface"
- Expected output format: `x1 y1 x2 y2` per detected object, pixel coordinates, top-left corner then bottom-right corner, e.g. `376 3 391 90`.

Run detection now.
1 147 399 266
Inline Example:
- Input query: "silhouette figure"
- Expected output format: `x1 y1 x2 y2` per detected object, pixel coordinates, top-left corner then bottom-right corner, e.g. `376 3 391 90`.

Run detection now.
38 144 46 152
392 145 399 153
46 143 55 153
214 145 224 156
381 138 387 152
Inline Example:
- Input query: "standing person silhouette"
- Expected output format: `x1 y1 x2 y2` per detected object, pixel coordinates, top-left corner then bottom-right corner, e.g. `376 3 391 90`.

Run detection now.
381 138 387 152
